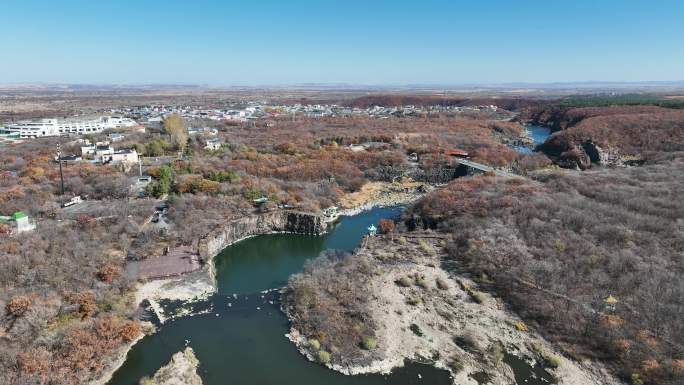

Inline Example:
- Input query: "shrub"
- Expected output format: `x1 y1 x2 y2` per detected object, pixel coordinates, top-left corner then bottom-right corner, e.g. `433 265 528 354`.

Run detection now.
415 275 429 289
672 359 684 376
409 324 424 337
469 290 487 304
395 276 413 287
308 338 320 351
631 373 644 385
489 342 505 364
378 218 396 234
97 263 122 283
317 350 331 364
436 277 449 290
552 239 565 253
6 295 32 316
361 336 378 350
454 331 481 352
418 239 433 254
120 321 142 343
406 297 421 306
448 355 465 373
542 351 562 368
70 291 97 319
514 321 528 332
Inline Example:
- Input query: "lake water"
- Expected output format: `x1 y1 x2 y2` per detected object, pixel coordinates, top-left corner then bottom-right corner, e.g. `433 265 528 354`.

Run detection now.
514 125 552 154
108 206 555 385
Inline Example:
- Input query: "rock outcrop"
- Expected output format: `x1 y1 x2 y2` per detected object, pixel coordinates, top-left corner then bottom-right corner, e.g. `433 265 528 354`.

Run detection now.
283 235 623 385
198 210 327 261
140 347 202 385
539 137 628 170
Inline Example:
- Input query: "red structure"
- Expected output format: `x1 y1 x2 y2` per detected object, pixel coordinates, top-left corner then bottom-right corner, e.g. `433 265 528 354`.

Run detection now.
444 149 470 158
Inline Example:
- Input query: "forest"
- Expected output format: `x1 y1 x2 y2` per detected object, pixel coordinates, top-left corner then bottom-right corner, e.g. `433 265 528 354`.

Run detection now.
407 157 684 385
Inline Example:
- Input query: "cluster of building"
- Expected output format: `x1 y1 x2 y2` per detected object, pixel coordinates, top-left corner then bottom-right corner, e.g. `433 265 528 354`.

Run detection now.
97 102 508 125
1 116 140 138
55 139 139 165
79 140 139 164
268 103 505 118
107 104 261 124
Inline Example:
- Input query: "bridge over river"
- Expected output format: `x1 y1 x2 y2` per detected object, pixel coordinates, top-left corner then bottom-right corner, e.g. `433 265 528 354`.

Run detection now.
454 158 519 178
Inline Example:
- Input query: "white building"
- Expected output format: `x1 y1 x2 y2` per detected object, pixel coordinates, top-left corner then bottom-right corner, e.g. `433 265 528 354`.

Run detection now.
204 138 222 151
0 212 36 233
95 145 115 160
5 116 138 138
107 149 139 164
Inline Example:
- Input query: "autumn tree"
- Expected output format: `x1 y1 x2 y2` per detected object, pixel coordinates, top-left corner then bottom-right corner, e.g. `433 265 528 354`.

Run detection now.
163 114 189 152
97 263 122 283
70 291 97 319
378 218 396 234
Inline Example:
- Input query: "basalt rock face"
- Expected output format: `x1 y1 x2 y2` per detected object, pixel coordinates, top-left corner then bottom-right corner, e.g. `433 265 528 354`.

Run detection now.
198 211 326 261
283 211 326 234
539 135 625 170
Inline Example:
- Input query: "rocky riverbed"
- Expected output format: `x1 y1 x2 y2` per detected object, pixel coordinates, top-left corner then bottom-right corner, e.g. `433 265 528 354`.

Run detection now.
283 234 623 385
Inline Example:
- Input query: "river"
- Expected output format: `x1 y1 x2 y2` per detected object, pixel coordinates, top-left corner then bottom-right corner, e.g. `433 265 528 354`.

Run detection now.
514 125 552 154
108 206 454 385
108 206 556 385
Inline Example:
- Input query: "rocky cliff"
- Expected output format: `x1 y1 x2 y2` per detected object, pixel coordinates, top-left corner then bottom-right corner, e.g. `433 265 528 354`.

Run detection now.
198 210 327 261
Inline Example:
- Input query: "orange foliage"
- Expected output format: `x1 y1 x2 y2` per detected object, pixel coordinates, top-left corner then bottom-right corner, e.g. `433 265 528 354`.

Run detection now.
601 314 625 328
673 359 684 376
24 166 46 180
97 263 122 283
636 329 659 348
378 219 396 234
614 339 632 354
641 359 661 372
17 347 51 380
6 295 32 316
69 291 97 319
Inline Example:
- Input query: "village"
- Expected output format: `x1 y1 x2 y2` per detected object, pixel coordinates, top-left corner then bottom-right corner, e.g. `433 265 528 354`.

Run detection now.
93 101 511 125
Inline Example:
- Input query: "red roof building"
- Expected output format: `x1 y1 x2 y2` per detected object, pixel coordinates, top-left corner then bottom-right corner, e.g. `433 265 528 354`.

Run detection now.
445 149 469 158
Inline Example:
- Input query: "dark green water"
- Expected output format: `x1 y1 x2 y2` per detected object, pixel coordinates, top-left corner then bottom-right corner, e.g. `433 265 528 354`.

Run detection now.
108 206 454 385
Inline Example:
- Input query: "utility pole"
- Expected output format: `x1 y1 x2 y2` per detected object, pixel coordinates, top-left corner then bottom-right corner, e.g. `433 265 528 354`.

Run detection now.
56 143 65 196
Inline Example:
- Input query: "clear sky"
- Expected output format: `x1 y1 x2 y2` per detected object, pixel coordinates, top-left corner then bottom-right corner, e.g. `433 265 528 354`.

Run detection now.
1 0 683 85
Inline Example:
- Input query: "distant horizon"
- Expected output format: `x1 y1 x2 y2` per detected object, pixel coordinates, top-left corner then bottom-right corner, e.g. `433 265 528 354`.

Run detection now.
3 80 684 89
3 0 684 85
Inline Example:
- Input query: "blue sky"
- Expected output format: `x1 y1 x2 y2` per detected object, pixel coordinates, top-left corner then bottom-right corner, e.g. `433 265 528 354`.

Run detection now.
1 0 683 85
